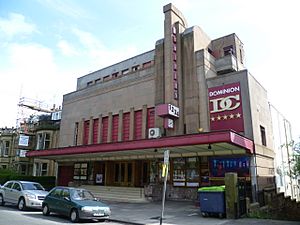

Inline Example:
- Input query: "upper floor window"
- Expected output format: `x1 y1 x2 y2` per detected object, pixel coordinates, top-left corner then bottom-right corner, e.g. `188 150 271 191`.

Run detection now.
142 61 152 68
87 81 93 86
223 45 235 56
36 132 51 150
132 65 140 71
260 125 267 146
1 141 10 156
74 122 79 146
122 69 129 75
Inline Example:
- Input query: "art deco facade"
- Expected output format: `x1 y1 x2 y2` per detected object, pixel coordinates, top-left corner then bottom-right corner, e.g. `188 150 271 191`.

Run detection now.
28 4 278 202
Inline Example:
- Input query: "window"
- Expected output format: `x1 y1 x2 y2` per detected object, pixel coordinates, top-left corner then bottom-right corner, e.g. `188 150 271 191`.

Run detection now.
73 163 88 180
122 69 129 75
223 45 235 56
239 48 244 64
62 189 70 198
20 164 27 175
112 72 119 78
173 158 186 186
4 181 13 189
36 133 51 150
186 157 199 187
132 65 140 71
260 125 266 146
142 61 152 68
74 122 79 146
172 157 200 187
87 81 93 86
4 141 9 156
12 182 21 191
103 75 111 82
50 188 63 198
95 78 101 83
41 163 48 176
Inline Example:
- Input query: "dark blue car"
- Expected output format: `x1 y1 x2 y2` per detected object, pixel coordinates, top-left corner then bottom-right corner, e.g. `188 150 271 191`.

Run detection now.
42 186 111 222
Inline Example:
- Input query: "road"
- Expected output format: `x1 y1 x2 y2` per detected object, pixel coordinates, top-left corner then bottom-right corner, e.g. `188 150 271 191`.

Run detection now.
0 205 125 225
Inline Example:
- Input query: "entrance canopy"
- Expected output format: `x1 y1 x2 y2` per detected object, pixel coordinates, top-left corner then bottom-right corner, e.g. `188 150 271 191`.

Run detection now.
26 130 253 162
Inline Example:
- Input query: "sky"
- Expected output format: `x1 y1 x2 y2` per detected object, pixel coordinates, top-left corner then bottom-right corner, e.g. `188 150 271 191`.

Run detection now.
0 0 299 140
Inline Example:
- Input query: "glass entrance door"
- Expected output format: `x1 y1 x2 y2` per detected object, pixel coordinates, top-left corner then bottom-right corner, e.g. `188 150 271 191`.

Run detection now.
114 162 133 186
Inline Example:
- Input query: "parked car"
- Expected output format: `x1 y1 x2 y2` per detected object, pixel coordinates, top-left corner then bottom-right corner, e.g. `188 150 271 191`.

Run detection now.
0 180 48 210
42 186 111 222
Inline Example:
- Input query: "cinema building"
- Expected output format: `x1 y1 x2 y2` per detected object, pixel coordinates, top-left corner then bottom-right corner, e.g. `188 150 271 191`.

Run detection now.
27 4 276 202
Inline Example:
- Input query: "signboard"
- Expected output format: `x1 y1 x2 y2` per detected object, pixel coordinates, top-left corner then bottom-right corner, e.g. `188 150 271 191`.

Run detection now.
168 104 179 118
95 174 103 184
19 135 29 146
163 150 170 164
208 82 244 132
19 150 28 157
209 156 250 177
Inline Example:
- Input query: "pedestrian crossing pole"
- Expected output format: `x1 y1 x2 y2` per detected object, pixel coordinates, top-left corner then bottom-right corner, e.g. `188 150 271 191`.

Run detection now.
160 150 170 225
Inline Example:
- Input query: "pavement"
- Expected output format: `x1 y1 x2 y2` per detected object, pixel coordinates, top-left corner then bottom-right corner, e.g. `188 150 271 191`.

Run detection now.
105 200 300 225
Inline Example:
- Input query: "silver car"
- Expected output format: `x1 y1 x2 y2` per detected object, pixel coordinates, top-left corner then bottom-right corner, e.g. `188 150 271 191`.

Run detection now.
0 180 48 210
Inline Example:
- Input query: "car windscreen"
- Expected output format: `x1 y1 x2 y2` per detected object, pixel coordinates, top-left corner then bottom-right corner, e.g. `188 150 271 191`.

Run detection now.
71 189 95 200
22 182 44 191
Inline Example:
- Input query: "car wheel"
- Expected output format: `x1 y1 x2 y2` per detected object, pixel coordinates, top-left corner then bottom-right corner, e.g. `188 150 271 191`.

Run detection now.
70 209 79 223
0 194 5 206
18 197 26 211
42 204 50 216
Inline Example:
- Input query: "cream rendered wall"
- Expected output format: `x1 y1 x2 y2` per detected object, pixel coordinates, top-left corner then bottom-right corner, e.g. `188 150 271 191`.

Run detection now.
247 73 275 190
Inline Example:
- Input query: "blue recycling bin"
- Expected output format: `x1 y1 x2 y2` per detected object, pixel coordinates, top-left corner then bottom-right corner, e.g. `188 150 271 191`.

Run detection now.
198 186 226 218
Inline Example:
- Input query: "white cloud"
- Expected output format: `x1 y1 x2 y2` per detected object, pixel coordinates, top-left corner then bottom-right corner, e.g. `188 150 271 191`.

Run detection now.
57 39 79 56
71 27 138 70
0 42 71 127
0 13 37 38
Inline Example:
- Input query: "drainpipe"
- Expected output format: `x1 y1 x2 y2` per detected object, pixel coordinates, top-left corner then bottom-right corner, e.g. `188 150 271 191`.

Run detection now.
283 119 294 198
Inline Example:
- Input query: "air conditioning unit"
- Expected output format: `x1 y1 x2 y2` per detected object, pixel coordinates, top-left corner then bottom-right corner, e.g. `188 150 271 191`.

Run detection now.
148 128 161 139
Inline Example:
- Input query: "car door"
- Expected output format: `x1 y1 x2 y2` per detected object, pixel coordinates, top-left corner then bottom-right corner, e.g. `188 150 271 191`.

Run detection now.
59 188 73 216
2 181 14 203
10 182 22 204
46 187 63 213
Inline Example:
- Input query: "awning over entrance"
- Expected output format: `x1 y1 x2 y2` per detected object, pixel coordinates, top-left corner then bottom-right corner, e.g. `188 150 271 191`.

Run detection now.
26 130 253 162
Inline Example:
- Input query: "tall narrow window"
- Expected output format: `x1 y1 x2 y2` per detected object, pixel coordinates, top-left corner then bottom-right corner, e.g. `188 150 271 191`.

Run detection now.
4 141 9 156
41 163 48 176
74 122 79 146
44 133 51 149
260 125 266 146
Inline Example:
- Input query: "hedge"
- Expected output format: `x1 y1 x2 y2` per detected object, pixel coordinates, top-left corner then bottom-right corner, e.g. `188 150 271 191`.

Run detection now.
0 174 56 191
